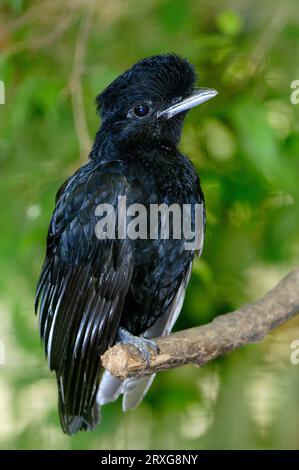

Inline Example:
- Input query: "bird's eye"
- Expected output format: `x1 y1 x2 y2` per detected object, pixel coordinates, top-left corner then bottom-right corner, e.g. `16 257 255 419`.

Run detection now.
132 103 151 118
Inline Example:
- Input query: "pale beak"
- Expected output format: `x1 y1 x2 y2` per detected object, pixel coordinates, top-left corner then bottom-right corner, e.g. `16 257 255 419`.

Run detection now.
157 87 218 119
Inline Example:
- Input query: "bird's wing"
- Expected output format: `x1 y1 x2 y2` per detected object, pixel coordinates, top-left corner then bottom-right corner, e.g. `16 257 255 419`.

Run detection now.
35 162 133 434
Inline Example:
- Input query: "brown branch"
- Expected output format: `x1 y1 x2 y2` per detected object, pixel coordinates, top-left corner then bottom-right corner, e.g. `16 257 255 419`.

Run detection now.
101 268 299 380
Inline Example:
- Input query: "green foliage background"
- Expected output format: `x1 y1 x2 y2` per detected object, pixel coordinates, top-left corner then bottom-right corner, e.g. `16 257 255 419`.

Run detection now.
0 0 299 450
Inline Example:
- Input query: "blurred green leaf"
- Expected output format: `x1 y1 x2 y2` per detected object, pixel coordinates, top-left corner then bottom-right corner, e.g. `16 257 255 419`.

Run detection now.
217 10 243 37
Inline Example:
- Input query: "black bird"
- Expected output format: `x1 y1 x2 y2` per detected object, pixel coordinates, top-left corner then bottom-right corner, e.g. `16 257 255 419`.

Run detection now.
35 54 217 434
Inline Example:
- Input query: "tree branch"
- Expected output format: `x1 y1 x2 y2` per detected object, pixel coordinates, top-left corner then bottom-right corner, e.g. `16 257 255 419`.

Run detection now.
101 268 299 380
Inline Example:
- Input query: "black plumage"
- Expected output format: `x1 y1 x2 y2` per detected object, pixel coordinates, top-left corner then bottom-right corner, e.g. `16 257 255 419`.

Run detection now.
35 54 217 434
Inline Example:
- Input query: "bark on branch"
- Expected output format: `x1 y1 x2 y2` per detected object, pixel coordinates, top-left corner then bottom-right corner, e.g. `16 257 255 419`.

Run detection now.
101 268 299 380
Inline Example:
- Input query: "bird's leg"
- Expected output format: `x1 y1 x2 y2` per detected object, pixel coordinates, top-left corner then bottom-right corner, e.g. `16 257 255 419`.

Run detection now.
116 327 159 368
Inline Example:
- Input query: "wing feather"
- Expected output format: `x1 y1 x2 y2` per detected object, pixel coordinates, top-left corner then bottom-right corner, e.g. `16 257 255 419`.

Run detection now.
36 163 133 434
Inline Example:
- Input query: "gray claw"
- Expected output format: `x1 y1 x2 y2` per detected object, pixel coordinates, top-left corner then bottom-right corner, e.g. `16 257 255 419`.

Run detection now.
117 328 159 368
144 336 160 354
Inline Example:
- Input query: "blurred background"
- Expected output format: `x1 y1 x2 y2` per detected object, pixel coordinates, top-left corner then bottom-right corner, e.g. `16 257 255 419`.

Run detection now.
0 0 299 450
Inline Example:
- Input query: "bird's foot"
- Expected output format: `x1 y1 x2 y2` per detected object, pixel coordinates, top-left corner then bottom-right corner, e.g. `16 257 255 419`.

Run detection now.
117 327 159 368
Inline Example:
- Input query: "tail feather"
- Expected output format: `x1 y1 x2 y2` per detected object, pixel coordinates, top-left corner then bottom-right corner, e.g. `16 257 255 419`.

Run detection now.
122 374 156 411
96 370 123 406
58 377 100 434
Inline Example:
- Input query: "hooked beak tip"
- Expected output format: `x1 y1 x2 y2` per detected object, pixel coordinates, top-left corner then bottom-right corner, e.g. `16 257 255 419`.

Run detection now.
158 87 219 119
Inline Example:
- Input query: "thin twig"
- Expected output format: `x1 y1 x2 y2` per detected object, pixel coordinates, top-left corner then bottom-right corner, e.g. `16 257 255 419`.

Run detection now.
101 268 299 380
250 3 291 73
69 1 95 161
2 5 76 55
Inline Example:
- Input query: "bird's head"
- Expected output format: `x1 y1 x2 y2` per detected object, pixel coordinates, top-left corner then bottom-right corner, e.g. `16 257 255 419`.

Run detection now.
96 54 217 148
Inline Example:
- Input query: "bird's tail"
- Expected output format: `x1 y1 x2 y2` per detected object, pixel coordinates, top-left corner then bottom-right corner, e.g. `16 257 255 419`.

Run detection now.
97 369 156 411
57 374 100 435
